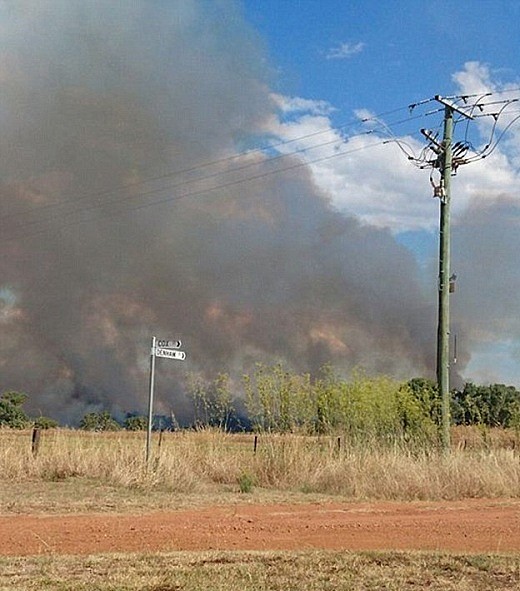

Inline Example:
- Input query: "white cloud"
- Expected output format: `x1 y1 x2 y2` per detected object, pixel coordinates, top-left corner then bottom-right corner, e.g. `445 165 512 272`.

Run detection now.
270 93 335 116
265 93 439 232
450 61 520 209
264 63 520 234
452 61 520 155
326 41 365 60
452 61 494 95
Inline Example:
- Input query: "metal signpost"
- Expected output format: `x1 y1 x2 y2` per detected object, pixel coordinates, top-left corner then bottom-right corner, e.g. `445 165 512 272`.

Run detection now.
146 336 186 464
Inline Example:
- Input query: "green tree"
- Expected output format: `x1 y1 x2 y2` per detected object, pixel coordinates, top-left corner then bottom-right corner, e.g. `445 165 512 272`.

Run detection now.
212 373 234 430
452 383 520 428
396 382 438 441
243 363 290 432
187 373 211 427
187 372 236 430
0 391 29 429
312 366 344 434
123 415 148 431
405 378 442 424
79 411 120 431
33 416 59 429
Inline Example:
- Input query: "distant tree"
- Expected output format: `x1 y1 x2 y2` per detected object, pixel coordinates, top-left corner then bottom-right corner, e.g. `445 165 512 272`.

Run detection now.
0 391 29 429
187 372 236 430
33 416 59 429
123 415 148 431
79 411 120 431
243 363 312 433
452 383 520 428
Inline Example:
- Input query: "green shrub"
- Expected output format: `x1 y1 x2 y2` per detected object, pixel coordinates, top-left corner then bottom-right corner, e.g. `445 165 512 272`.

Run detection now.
187 372 235 430
123 415 148 431
242 365 438 444
33 416 59 429
243 363 312 433
237 471 255 493
0 391 29 429
452 383 520 428
80 411 120 431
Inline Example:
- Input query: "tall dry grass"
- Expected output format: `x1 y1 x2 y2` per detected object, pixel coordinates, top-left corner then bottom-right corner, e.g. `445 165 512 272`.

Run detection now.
1 427 520 501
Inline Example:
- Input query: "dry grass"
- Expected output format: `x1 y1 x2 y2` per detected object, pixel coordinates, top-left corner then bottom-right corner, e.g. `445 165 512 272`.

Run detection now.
2 428 519 590
1 550 519 591
1 427 520 510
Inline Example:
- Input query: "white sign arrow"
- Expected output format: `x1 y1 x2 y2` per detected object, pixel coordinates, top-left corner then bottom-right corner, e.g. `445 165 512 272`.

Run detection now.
155 348 186 361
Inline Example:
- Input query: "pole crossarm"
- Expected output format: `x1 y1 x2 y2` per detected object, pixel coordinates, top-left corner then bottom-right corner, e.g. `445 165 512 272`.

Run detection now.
434 95 475 120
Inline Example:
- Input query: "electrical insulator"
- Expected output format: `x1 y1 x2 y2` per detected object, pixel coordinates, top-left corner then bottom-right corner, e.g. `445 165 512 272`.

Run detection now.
433 185 445 199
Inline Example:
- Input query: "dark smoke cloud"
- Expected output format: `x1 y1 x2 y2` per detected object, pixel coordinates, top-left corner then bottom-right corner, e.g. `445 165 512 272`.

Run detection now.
0 1 435 423
452 195 520 381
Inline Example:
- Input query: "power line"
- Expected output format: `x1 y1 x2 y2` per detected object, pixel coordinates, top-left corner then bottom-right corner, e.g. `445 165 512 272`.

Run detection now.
408 92 520 171
0 104 411 222
0 110 435 237
0 102 436 227
2 90 519 243
0 138 389 243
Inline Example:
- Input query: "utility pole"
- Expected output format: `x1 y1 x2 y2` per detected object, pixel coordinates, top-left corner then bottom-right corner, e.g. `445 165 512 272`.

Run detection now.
433 96 473 451
436 100 453 451
409 91 519 449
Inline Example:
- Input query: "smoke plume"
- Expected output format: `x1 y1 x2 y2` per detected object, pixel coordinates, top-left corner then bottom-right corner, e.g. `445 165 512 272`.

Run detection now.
0 1 435 423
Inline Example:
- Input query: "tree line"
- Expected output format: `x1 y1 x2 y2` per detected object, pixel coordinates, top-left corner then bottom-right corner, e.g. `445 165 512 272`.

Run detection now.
2 364 520 439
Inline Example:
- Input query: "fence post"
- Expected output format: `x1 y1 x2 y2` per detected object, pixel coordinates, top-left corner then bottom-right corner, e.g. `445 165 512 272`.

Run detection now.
253 434 258 454
158 429 164 449
31 428 41 457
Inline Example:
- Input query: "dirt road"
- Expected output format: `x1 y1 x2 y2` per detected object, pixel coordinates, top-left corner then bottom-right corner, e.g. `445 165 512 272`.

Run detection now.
1 499 519 556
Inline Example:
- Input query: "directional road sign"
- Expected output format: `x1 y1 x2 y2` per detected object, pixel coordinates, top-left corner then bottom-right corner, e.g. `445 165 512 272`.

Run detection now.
155 347 186 361
156 339 182 349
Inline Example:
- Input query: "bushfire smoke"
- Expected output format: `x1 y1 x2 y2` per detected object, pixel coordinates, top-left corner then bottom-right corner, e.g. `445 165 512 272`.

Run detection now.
0 1 436 423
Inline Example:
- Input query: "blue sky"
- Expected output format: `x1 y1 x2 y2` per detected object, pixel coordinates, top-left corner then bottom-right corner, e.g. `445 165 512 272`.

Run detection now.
244 0 520 118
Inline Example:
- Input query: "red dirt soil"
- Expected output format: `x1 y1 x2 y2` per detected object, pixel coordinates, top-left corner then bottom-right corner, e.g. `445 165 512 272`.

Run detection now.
2 499 520 556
